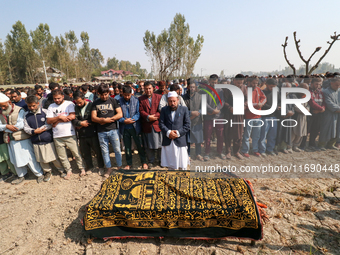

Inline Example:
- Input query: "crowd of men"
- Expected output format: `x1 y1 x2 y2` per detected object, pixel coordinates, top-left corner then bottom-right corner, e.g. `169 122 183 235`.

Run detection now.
0 80 190 184
191 73 340 161
0 71 339 184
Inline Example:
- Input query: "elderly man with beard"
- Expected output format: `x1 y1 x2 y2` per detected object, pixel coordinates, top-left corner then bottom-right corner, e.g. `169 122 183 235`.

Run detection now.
24 95 64 182
0 93 44 184
159 91 190 170
0 95 16 182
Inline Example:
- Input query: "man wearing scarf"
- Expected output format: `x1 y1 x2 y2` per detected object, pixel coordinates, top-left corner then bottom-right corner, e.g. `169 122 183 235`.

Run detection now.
0 93 44 185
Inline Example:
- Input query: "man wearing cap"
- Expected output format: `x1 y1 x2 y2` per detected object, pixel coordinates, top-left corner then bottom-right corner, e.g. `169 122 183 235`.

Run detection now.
159 91 190 169
0 93 44 184
158 84 186 111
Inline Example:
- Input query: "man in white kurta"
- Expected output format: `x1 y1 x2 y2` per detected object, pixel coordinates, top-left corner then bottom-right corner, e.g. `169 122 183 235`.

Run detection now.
0 94 43 184
159 91 190 170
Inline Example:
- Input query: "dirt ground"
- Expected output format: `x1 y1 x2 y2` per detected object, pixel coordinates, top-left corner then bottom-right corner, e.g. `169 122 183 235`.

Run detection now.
0 146 339 255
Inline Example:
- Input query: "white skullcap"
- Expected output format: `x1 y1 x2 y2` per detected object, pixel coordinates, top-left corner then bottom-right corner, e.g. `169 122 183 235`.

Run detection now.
167 91 178 98
21 92 27 98
109 87 114 91
0 93 10 103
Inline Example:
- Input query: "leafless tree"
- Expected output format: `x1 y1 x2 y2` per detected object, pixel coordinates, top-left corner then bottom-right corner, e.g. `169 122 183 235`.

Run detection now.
282 31 340 75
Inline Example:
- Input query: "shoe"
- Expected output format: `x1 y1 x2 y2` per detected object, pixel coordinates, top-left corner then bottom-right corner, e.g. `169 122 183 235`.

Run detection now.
241 152 250 158
305 146 315 152
43 172 52 182
226 153 232 160
196 155 204 161
261 153 267 157
148 163 154 169
319 147 327 151
266 151 276 156
0 172 13 182
336 143 340 150
253 152 262 157
37 175 44 183
203 156 210 161
313 147 321 151
327 145 340 151
11 176 25 185
282 149 289 154
103 168 114 178
287 148 293 154
293 147 302 152
220 154 227 160
235 153 244 160
60 172 67 178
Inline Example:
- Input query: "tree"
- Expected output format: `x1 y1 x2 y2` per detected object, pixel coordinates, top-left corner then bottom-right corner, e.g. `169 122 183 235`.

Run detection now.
282 31 340 75
30 23 53 62
65 30 78 79
143 13 204 80
107 57 119 70
91 48 104 70
0 41 5 84
6 21 36 83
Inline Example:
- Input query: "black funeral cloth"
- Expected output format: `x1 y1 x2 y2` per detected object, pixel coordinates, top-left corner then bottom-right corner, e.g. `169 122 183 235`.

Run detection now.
84 170 263 240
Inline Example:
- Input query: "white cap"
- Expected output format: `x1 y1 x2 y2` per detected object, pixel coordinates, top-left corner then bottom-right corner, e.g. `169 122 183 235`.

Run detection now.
21 92 27 98
109 87 114 91
167 91 178 98
0 93 10 103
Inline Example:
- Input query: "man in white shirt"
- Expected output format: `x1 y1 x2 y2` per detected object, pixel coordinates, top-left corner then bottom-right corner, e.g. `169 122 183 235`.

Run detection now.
46 90 85 179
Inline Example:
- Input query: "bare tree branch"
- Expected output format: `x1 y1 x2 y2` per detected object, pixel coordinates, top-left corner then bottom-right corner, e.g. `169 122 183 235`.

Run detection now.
293 31 307 64
309 31 340 74
281 36 296 75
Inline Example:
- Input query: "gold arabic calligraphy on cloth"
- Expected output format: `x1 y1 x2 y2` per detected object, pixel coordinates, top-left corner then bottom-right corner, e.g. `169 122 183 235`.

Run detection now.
84 171 259 231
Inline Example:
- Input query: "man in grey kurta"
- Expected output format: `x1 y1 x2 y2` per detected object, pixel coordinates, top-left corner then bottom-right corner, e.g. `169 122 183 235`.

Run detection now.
319 76 340 150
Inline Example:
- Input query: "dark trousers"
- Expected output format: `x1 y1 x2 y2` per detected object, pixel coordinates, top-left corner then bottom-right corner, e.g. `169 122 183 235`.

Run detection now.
79 136 104 169
123 128 147 166
146 148 161 164
204 120 224 154
309 113 322 147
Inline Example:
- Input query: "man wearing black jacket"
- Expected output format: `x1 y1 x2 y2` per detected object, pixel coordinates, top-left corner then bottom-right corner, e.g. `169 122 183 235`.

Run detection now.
73 92 104 175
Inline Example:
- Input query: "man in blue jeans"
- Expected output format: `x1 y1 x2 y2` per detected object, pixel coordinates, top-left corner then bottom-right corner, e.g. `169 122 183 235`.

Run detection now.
258 78 279 156
91 84 123 178
241 76 267 157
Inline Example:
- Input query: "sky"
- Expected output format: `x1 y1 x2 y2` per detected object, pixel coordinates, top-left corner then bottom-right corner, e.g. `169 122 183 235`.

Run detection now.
1 0 340 76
